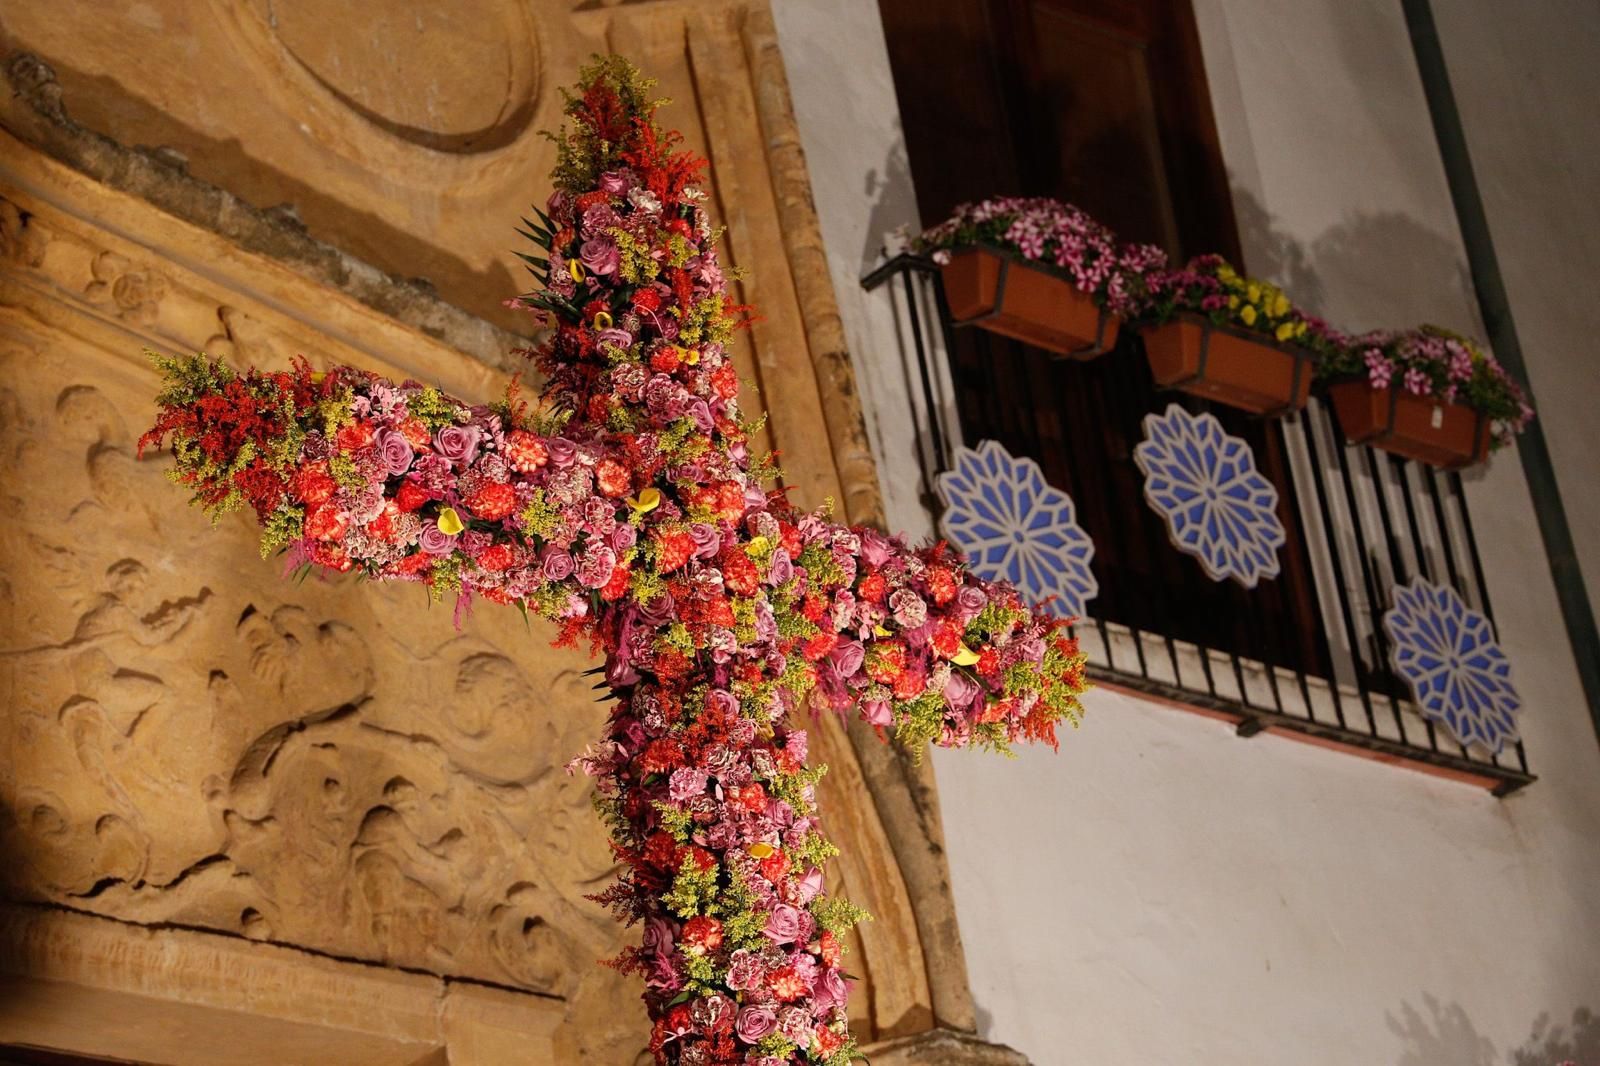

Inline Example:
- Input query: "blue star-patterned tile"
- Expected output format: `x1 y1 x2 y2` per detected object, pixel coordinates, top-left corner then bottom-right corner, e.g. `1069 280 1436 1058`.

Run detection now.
1133 404 1286 588
1384 577 1521 754
935 440 1098 618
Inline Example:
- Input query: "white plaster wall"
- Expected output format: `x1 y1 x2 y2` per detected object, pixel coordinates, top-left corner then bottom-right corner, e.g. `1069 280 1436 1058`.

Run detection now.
774 0 1600 1063
766 0 946 542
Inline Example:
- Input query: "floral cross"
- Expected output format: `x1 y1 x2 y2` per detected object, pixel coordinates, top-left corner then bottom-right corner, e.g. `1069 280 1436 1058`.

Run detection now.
141 57 1088 1065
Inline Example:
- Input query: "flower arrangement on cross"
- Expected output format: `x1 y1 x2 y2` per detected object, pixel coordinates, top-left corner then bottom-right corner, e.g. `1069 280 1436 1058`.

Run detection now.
140 56 1089 1065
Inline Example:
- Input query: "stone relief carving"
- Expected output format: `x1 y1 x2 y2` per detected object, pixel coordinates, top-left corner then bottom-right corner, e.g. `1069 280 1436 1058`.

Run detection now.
0 1 995 1048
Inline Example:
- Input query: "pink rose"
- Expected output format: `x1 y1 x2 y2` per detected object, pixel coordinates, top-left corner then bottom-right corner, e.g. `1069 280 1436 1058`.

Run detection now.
540 546 574 581
375 428 414 476
580 238 620 276
433 425 481 466
764 903 804 944
736 1005 778 1044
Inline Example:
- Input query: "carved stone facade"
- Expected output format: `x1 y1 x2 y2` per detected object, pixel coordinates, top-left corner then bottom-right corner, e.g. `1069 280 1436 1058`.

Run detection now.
0 2 1015 1061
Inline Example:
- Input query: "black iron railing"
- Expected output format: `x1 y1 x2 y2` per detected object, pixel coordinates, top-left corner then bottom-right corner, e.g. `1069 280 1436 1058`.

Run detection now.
862 253 1533 794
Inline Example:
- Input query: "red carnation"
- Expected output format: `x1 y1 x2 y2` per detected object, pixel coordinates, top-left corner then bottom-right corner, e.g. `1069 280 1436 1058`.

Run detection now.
335 420 375 453
650 346 681 374
932 619 964 658
596 457 630 497
721 551 759 596
393 551 432 576
728 782 767 815
600 562 631 601
758 849 789 884
815 1027 846 1057
802 632 837 662
778 522 802 557
632 286 662 313
394 480 430 513
642 832 679 870
505 430 549 472
858 572 887 603
925 566 958 606
476 543 516 572
397 417 431 449
466 481 517 521
892 668 926 701
292 461 336 507
711 363 739 399
768 965 807 1002
653 530 694 573
305 503 348 541
681 915 723 955
818 929 842 968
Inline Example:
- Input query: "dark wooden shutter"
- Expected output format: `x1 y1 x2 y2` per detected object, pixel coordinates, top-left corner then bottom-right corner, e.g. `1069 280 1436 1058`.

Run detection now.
879 0 1330 676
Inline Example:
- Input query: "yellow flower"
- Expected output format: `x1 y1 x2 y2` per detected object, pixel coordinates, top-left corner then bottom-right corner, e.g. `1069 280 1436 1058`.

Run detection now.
952 643 980 666
310 371 326 385
1246 282 1262 304
437 507 465 535
594 310 613 331
682 346 700 366
628 487 661 515
1239 304 1258 327
748 842 775 859
1227 294 1240 310
1275 321 1296 342
873 624 893 637
1271 293 1291 318
568 259 584 283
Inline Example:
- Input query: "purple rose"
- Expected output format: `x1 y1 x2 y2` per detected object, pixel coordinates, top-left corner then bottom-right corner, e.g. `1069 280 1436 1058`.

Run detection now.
827 640 865 681
608 523 637 551
955 584 989 617
689 522 722 560
736 1005 778 1044
860 529 895 568
545 437 577 468
433 425 481 467
541 547 574 582
580 238 620 276
597 170 630 195
704 689 740 719
763 903 805 944
689 399 714 432
419 523 457 556
375 428 414 476
861 698 892 727
943 669 984 713
766 547 794 587
795 866 824 904
642 916 675 958
597 326 634 348
812 967 850 1013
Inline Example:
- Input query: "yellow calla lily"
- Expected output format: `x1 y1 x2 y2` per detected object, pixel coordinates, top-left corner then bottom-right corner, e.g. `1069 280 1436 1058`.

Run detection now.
748 842 775 859
628 487 661 515
873 624 892 637
568 259 584 283
436 506 465 536
683 347 700 366
952 643 980 666
309 371 326 385
594 310 613 331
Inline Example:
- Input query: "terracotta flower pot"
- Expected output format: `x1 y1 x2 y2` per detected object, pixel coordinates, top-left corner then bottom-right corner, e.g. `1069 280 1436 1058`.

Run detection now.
1327 380 1490 469
938 247 1119 359
1140 313 1314 415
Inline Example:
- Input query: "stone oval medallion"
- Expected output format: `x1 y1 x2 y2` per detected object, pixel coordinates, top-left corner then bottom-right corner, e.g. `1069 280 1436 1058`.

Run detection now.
258 0 540 153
